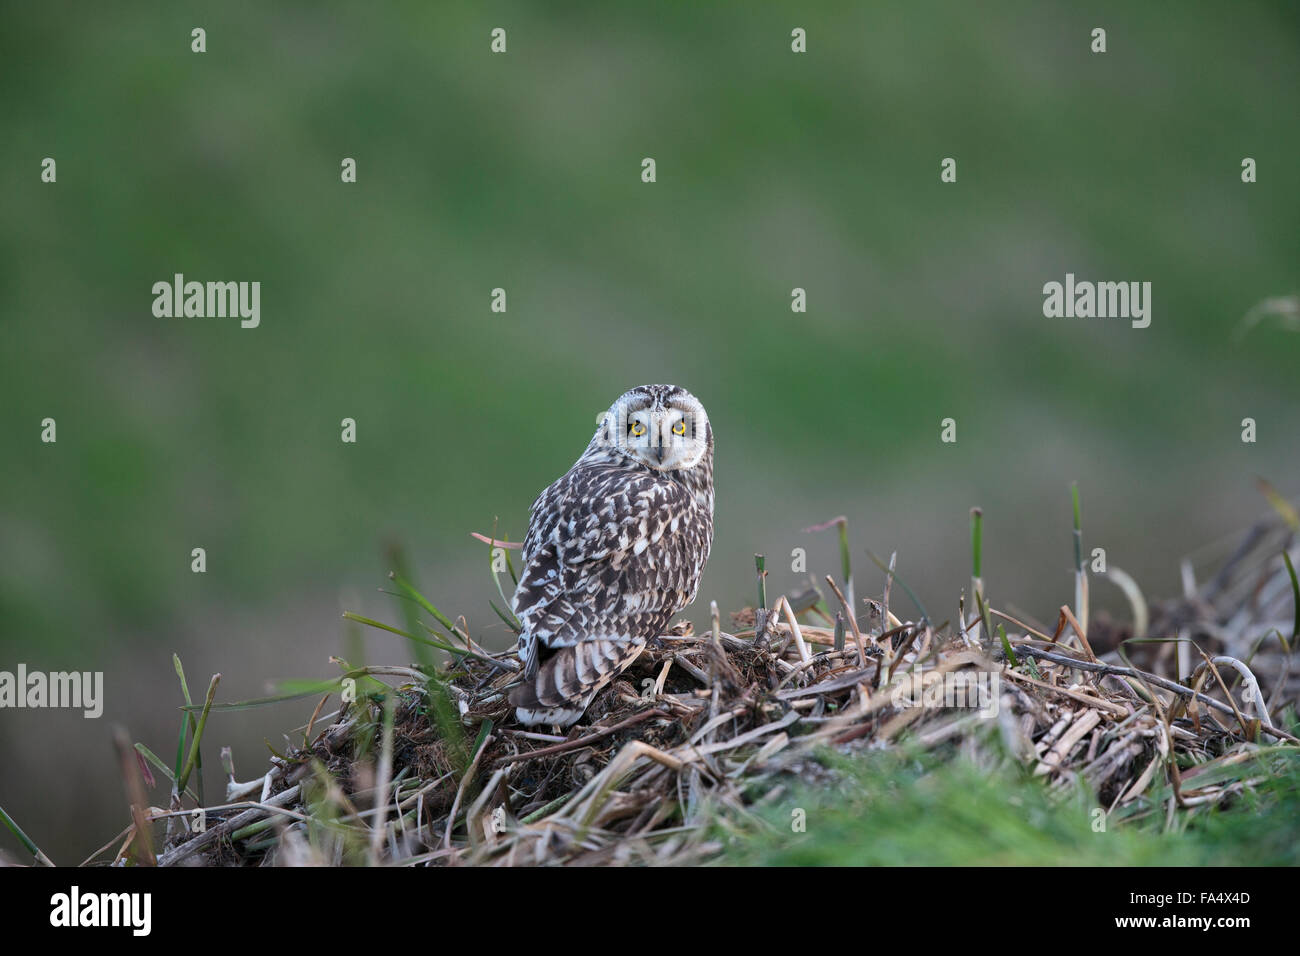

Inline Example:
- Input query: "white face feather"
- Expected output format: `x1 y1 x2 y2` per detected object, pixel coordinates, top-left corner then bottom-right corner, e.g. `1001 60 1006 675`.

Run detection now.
595 386 710 473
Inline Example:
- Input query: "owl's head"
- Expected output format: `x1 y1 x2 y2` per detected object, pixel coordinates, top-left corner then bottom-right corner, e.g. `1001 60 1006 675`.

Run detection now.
595 384 711 472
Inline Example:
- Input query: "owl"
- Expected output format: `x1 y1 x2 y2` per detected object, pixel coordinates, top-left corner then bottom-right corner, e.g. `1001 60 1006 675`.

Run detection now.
509 384 715 726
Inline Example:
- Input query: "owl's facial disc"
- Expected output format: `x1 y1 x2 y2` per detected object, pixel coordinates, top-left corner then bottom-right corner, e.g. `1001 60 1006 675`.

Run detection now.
610 391 708 472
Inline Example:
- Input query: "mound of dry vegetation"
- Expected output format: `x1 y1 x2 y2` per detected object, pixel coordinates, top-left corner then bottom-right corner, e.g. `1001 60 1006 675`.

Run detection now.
74 502 1300 867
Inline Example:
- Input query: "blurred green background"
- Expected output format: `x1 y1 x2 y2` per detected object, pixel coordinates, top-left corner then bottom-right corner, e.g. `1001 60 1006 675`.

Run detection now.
1 1 1297 862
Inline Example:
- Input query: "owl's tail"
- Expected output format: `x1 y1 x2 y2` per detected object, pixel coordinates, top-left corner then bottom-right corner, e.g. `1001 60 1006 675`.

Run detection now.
510 636 646 727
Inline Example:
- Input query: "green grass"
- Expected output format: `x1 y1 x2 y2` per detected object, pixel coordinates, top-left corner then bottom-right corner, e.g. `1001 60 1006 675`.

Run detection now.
718 744 1300 866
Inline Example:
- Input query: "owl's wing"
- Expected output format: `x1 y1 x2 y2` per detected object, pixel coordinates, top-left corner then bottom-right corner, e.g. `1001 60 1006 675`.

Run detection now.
510 465 707 723
513 464 705 655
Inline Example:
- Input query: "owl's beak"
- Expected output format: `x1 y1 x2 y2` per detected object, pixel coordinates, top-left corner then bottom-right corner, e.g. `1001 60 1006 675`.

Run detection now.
654 444 666 463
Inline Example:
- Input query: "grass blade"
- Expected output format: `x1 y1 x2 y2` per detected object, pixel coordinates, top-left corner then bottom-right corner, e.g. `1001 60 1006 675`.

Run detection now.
1071 483 1088 637
0 803 54 866
1284 551 1300 644
175 674 220 797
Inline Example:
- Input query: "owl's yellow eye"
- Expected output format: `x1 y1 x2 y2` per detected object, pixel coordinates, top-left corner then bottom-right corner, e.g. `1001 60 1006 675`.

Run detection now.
672 420 686 436
630 421 646 437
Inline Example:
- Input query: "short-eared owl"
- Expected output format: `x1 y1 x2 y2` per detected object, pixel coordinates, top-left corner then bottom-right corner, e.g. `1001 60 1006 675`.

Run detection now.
510 384 715 726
